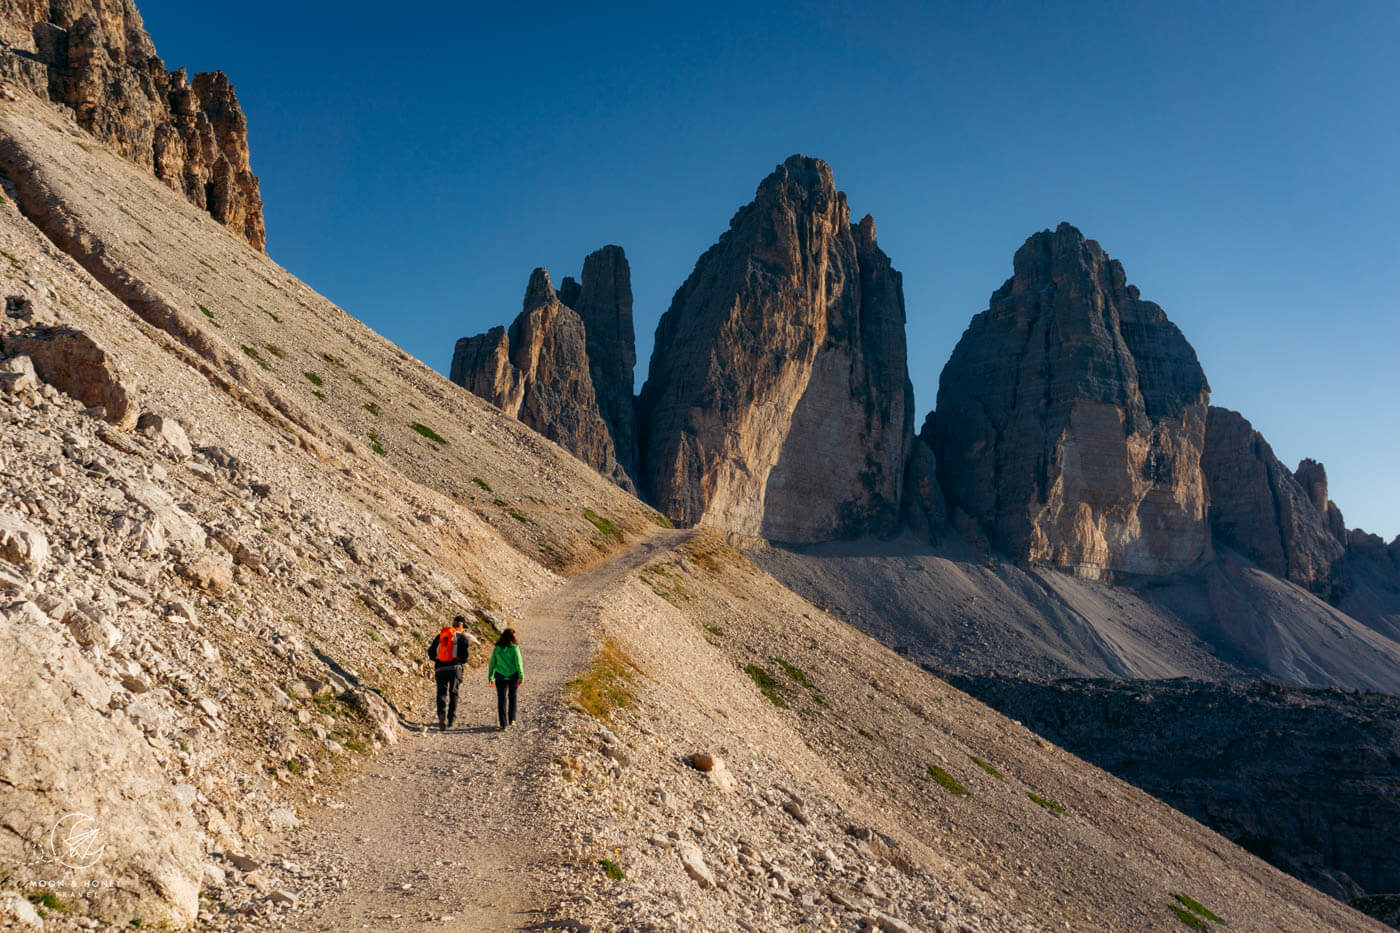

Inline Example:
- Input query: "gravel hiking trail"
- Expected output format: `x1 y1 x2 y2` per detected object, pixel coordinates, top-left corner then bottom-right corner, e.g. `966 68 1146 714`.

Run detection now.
286 528 695 932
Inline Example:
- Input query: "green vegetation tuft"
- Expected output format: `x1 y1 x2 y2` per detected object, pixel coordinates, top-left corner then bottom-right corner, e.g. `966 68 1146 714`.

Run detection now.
367 433 386 456
1172 906 1210 931
567 640 639 721
927 764 968 796
651 511 674 528
261 308 282 324
705 624 726 638
1173 894 1224 924
303 371 323 386
583 508 623 539
967 754 1004 780
599 858 625 881
472 476 493 492
363 402 380 416
312 390 326 401
322 352 345 367
1028 791 1066 814
744 664 786 707
286 759 301 774
773 657 814 689
410 422 447 444
264 343 284 359
507 508 530 523
197 303 215 319
28 891 66 913
241 346 271 370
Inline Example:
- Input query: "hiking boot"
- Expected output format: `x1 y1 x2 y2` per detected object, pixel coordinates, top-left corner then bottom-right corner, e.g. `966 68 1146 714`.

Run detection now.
447 717 456 729
438 716 447 731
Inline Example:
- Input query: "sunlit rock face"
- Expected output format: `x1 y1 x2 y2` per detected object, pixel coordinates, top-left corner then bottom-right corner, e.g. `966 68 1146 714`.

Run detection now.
932 223 1211 579
451 268 634 493
639 155 913 542
0 0 265 248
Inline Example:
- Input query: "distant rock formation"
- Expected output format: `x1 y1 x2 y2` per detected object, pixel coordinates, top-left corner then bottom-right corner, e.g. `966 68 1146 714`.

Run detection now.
1202 406 1345 594
932 223 1211 578
451 268 634 492
0 0 265 249
639 155 912 542
571 245 639 484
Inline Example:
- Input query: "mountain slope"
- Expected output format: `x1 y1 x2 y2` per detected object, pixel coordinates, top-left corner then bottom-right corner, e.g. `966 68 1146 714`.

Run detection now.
0 51 1388 933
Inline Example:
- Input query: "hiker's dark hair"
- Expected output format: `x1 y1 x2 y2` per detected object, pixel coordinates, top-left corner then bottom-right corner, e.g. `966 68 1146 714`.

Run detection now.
496 628 517 647
453 615 466 626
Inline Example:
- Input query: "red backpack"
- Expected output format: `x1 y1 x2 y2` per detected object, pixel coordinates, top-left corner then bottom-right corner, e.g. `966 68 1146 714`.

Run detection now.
436 627 459 662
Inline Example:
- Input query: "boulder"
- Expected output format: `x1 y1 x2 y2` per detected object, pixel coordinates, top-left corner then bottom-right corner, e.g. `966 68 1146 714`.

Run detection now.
676 841 715 888
0 353 38 394
0 510 49 574
126 481 206 549
348 687 400 745
137 412 192 459
932 223 1211 578
179 552 233 595
639 155 913 541
2 325 138 428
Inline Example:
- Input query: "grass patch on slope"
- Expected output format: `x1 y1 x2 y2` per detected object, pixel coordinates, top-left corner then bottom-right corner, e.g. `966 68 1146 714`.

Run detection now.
1028 791 1066 814
744 664 786 707
967 753 1004 780
1171 906 1210 930
583 508 623 539
927 764 968 796
567 640 639 721
241 345 270 370
410 422 447 444
1173 894 1224 925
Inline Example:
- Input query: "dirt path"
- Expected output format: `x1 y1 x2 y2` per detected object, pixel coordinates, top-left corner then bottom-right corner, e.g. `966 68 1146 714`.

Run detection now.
284 529 695 932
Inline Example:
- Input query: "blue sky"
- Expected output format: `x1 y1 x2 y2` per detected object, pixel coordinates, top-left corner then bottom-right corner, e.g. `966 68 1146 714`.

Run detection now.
139 0 1400 540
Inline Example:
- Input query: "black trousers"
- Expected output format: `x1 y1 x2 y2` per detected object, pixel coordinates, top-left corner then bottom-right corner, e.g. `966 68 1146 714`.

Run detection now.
435 666 463 723
495 676 519 728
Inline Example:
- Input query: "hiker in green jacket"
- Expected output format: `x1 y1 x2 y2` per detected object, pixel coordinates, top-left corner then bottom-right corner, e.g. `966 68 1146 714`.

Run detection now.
488 628 524 731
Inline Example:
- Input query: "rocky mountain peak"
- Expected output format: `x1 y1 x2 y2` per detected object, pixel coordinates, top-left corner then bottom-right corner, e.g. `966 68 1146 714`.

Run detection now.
933 223 1211 578
640 155 911 541
0 0 265 249
523 267 557 310
573 244 638 484
451 258 636 493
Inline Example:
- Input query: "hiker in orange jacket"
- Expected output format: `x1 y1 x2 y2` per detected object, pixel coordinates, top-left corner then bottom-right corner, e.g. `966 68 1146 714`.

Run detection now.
427 615 471 731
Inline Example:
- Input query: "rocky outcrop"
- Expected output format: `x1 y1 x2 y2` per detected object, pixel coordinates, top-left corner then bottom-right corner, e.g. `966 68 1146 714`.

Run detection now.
932 223 1211 578
640 155 912 542
3 325 138 428
451 269 633 491
572 245 639 484
902 413 946 541
1201 406 1345 594
1 600 203 926
0 0 264 248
